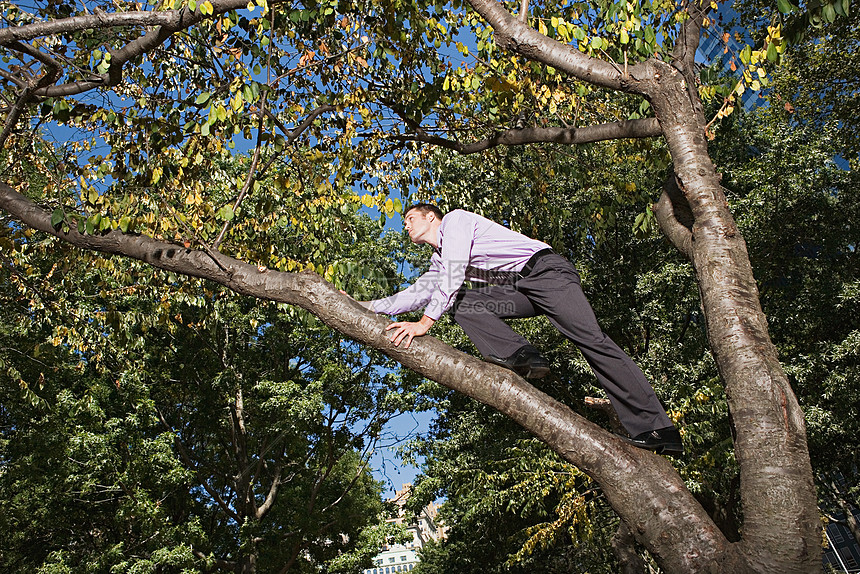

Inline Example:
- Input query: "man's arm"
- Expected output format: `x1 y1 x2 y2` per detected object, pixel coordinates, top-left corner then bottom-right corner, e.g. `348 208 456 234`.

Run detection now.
422 210 475 320
359 266 440 315
383 213 477 347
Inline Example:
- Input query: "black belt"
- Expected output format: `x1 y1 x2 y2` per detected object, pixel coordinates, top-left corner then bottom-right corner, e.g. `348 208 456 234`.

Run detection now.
520 248 554 277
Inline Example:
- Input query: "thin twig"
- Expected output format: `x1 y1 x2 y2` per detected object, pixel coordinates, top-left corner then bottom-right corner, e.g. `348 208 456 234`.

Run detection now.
212 8 276 250
159 196 230 273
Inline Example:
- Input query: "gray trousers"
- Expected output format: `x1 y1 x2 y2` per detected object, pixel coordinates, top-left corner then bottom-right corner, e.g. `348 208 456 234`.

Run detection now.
451 253 673 436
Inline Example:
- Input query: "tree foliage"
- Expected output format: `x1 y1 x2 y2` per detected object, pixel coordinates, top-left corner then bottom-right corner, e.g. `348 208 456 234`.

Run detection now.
0 195 421 572
1 0 853 571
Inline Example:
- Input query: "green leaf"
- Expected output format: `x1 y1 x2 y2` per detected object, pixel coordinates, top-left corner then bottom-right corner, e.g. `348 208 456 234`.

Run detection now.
767 42 778 62
195 92 211 105
217 205 235 221
51 208 65 228
777 0 794 13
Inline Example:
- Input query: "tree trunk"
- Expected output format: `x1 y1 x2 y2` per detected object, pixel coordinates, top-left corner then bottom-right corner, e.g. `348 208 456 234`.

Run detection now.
646 63 821 572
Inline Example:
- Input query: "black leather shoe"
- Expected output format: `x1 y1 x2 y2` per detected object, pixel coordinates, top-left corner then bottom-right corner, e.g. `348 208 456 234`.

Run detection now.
486 345 550 379
624 426 683 456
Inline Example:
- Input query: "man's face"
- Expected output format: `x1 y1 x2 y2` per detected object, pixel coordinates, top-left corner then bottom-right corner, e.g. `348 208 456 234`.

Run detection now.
404 209 435 244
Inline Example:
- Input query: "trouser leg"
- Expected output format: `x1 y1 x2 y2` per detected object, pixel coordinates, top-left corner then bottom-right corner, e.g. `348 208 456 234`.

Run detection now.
451 285 537 359
517 255 673 436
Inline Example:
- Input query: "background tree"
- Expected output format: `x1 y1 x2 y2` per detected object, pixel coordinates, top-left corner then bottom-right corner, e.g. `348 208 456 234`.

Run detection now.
0 187 418 572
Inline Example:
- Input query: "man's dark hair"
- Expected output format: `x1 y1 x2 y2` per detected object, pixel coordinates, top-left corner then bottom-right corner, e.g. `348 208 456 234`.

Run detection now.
404 202 444 220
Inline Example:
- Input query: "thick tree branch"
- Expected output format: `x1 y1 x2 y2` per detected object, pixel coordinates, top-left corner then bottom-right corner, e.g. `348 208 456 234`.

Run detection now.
230 386 255 516
653 174 695 261
0 68 28 89
466 0 638 92
672 0 711 77
0 11 183 46
671 0 712 126
255 464 282 520
21 0 256 98
0 181 734 572
7 40 63 72
518 0 529 22
395 118 662 154
0 48 59 148
0 88 32 149
611 521 647 574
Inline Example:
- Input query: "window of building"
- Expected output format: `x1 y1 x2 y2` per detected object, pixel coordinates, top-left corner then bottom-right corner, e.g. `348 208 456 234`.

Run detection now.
389 557 396 563
401 555 408 561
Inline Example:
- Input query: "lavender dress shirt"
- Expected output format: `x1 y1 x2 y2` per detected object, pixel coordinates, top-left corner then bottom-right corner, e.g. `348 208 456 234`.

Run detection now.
369 210 550 320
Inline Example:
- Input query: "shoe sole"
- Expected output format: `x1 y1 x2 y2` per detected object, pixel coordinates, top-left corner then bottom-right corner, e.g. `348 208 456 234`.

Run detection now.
622 437 684 456
529 366 551 379
522 365 550 379
649 443 684 456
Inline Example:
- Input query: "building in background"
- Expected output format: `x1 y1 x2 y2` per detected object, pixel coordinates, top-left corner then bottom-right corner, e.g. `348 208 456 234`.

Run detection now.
696 6 761 112
363 484 446 574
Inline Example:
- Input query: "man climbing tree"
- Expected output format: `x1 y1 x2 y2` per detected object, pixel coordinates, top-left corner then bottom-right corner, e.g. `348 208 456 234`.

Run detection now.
354 203 682 455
